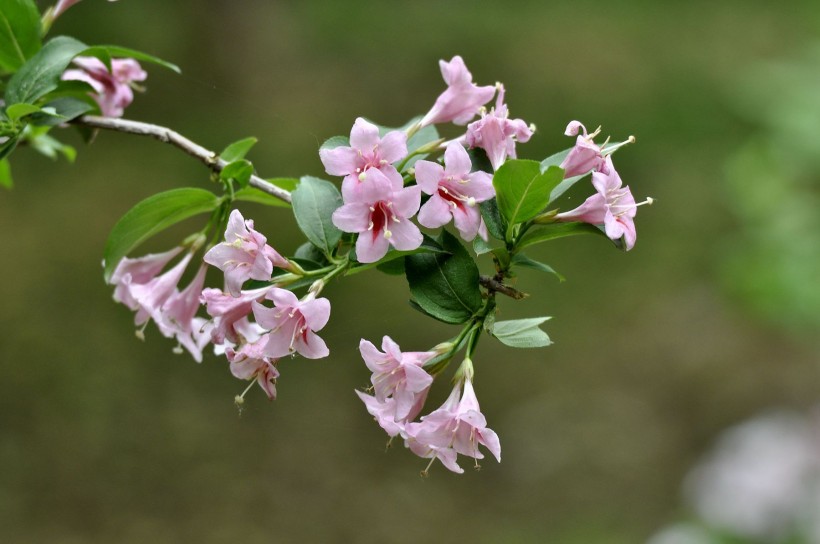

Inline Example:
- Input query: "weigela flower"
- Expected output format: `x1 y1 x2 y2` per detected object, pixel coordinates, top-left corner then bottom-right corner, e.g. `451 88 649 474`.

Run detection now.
226 336 280 400
332 168 422 263
404 379 501 474
126 251 194 329
560 120 605 178
556 156 648 250
360 336 434 421
154 263 212 362
110 246 183 310
203 209 289 297
319 117 407 199
465 85 533 171
415 142 494 241
420 56 495 127
253 288 331 359
355 392 405 438
201 285 275 345
62 56 146 118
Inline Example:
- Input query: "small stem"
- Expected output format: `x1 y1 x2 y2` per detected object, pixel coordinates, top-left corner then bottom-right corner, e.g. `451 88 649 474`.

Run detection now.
72 115 291 204
479 275 526 300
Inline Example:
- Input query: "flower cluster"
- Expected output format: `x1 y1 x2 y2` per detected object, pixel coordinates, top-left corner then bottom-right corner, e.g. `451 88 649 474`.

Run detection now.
63 56 147 118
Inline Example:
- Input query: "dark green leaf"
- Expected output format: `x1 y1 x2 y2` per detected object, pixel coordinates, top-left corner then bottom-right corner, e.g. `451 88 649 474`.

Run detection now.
220 159 253 187
233 186 291 208
103 188 221 282
320 135 349 150
479 198 506 240
376 257 406 275
293 242 329 266
80 45 180 73
405 230 483 324
0 0 41 72
0 158 12 189
291 176 343 256
29 97 93 126
491 317 552 348
511 253 565 281
5 36 87 105
220 137 257 162
517 221 611 250
0 134 21 160
493 159 565 230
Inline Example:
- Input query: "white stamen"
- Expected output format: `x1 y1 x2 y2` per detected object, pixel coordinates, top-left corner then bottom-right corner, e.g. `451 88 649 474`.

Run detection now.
380 159 388 165
172 345 183 355
358 172 367 182
466 197 476 207
383 229 392 239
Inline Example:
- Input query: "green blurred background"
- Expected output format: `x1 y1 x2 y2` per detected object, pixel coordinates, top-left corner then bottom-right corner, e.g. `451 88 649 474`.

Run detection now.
2 1 820 542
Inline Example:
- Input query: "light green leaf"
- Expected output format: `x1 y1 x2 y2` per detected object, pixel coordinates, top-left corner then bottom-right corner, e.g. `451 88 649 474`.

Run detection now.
220 159 253 187
491 317 552 348
103 188 221 282
5 36 87 105
405 230 482 324
517 221 612 250
511 253 565 281
4 103 40 120
493 159 564 232
27 130 75 162
320 135 349 150
0 158 12 189
80 45 180 73
0 0 41 72
233 185 293 209
220 137 257 162
29 97 94 126
291 176 343 256
541 147 593 204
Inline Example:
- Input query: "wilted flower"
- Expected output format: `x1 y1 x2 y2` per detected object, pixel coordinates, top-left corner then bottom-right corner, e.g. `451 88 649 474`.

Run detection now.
560 120 605 178
420 56 495 127
62 56 146 118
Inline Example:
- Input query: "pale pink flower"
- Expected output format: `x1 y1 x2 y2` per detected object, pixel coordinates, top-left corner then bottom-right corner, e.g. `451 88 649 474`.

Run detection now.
332 168 422 263
556 156 644 250
420 56 495 127
415 142 494 241
319 117 407 199
355 392 405 438
62 56 146 118
360 336 434 421
203 209 289 296
560 120 605 178
201 285 275 345
109 246 183 310
226 336 280 400
253 288 331 359
127 251 194 328
154 264 212 362
404 380 501 474
465 85 533 171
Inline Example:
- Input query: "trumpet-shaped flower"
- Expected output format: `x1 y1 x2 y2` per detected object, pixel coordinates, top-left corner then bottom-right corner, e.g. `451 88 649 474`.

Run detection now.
226 336 280 400
420 56 495 127
331 168 422 263
201 285 276 345
360 336 434 421
62 56 146 118
204 209 288 296
560 120 605 178
465 85 533 171
404 380 501 474
415 142 494 241
253 288 331 359
154 264 212 362
556 156 648 250
109 246 183 310
127 251 194 328
319 117 407 198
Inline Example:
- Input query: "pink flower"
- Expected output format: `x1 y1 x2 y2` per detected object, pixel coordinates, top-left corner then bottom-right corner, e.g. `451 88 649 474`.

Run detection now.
420 56 495 127
360 336 434 421
405 380 501 474
556 156 648 250
109 246 183 310
332 168 422 263
62 56 146 118
560 120 605 178
355 392 405 438
415 142 494 241
319 117 407 199
465 85 533 171
154 264 212 362
203 209 289 297
126 251 194 329
201 285 275 345
253 288 331 359
226 336 280 400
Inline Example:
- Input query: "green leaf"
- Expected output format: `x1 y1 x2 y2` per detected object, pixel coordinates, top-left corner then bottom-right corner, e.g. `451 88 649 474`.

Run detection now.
320 135 349 150
493 159 565 230
0 158 12 189
0 0 41 72
479 198 507 240
4 102 40 120
517 221 611 250
541 148 593 205
5 36 87 105
293 242 329 267
291 176 343 256
29 97 94 126
80 45 180 73
405 230 483 324
376 257 406 275
220 159 253 187
0 134 21 160
233 185 292 208
473 236 493 255
102 188 221 282
27 130 76 162
220 137 257 162
511 253 565 281
491 317 552 348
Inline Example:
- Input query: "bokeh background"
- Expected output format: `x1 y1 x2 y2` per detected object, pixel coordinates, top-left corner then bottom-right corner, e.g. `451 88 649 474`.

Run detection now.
2 1 820 542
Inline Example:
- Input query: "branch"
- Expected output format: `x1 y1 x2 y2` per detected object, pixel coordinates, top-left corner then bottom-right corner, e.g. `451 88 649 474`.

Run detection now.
72 115 292 204
479 275 527 300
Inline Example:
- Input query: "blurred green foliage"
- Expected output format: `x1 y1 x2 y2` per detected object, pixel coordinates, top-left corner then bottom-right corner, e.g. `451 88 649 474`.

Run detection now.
1 1 820 543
